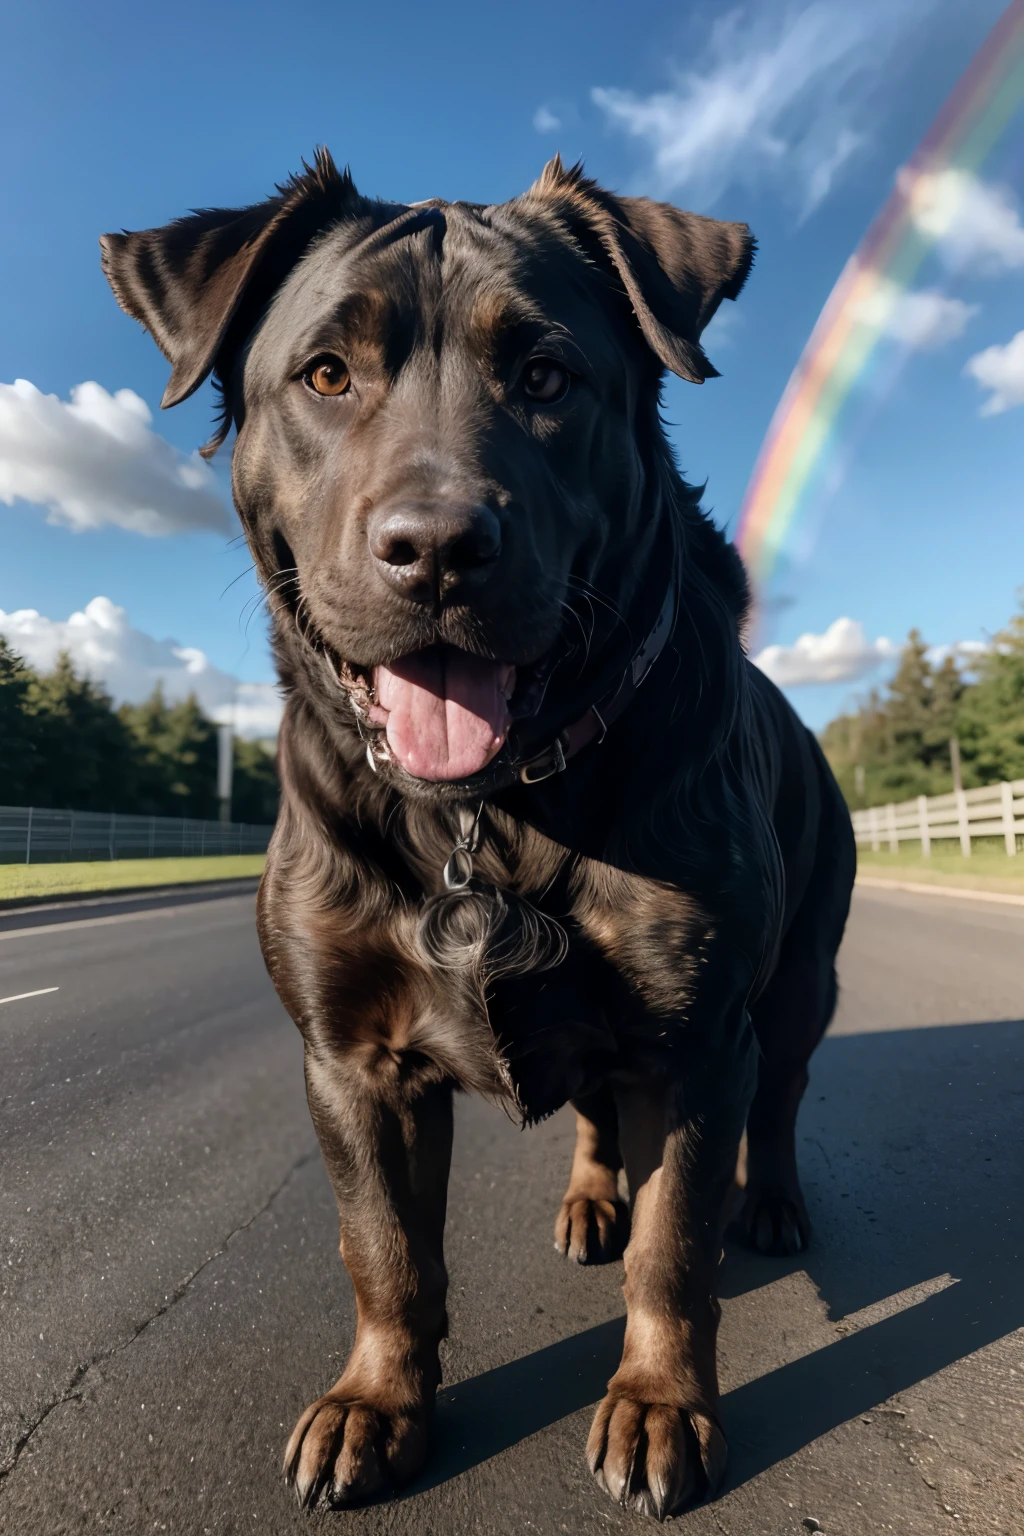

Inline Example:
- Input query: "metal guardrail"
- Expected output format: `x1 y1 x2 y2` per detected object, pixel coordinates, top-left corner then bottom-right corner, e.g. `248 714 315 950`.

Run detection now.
852 779 1024 857
0 805 273 865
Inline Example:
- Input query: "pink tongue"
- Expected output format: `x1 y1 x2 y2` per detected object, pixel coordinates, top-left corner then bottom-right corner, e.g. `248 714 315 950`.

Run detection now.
373 649 512 781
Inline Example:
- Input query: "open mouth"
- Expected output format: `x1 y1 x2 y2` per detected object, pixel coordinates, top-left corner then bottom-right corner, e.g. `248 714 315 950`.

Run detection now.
333 645 555 782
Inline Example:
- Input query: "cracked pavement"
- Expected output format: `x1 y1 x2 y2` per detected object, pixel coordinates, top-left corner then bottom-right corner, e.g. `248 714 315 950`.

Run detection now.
0 882 1021 1534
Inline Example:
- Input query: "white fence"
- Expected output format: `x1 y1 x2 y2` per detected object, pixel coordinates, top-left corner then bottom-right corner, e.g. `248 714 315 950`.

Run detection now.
851 780 1024 857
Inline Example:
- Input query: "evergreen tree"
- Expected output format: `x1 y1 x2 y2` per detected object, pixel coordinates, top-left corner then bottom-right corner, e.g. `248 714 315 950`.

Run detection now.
957 602 1024 785
26 652 140 810
821 631 967 803
926 652 965 761
884 629 933 767
0 641 279 822
120 688 218 817
231 738 280 822
0 637 38 805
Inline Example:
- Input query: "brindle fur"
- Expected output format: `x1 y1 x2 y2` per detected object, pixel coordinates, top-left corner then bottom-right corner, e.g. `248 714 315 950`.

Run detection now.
101 149 855 1520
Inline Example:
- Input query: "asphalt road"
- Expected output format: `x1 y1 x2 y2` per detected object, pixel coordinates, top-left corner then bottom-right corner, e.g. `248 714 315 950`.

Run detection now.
0 878 1021 1536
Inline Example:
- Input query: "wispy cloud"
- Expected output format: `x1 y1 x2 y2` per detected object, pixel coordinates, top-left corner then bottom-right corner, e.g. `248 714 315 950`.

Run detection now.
854 282 978 351
533 105 561 133
803 127 864 218
592 1 929 215
964 330 1024 416
0 379 231 537
753 616 897 686
0 596 282 737
907 170 1024 274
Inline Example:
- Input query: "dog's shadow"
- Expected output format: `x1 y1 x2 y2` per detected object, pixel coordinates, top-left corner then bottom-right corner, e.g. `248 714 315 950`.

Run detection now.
405 1018 1024 1498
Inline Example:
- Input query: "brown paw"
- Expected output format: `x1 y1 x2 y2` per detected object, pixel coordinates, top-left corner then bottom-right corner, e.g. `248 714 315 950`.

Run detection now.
554 1194 630 1264
587 1393 727 1519
283 1393 427 1509
740 1182 810 1256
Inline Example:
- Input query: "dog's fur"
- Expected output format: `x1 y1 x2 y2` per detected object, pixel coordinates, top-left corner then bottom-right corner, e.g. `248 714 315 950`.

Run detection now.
101 149 855 1519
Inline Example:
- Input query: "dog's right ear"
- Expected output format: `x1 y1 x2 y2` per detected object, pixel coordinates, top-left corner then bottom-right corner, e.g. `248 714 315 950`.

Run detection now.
100 147 361 415
526 156 755 385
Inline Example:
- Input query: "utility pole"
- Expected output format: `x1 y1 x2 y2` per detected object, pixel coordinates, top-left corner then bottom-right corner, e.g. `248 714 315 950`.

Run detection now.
217 723 233 823
949 735 963 794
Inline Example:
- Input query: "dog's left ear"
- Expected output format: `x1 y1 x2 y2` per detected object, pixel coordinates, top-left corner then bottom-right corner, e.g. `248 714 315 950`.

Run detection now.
527 156 755 383
100 147 363 419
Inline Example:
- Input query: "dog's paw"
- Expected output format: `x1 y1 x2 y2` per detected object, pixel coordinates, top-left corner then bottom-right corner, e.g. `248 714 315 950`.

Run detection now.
739 1182 810 1256
587 1393 727 1519
283 1393 427 1509
554 1194 630 1264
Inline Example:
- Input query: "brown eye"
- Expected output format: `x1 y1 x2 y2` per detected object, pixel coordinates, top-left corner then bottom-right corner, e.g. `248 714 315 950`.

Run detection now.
304 355 351 396
522 358 570 404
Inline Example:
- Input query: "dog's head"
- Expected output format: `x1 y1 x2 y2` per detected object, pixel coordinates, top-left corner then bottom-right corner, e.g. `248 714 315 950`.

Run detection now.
101 150 753 797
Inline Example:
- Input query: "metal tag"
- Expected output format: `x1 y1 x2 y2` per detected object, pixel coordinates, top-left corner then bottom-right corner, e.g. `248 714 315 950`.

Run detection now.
443 845 474 890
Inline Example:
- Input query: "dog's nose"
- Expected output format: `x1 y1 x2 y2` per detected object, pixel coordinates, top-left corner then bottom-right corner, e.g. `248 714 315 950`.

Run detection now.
367 503 502 602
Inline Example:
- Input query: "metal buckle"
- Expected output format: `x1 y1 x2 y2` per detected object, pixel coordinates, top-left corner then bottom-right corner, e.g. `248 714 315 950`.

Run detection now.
518 734 567 784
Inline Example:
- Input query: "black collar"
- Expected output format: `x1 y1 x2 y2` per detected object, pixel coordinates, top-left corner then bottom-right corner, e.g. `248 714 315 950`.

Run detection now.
515 584 676 785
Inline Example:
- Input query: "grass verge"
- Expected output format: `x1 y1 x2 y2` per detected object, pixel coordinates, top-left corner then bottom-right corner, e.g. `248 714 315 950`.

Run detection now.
857 842 1024 897
5 846 1019 904
0 855 266 904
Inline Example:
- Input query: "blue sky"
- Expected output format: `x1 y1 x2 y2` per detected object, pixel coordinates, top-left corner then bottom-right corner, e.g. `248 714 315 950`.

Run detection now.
1 0 1021 733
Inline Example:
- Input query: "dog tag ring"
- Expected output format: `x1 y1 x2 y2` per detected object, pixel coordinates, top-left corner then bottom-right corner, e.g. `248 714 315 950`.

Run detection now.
443 845 475 890
442 803 483 891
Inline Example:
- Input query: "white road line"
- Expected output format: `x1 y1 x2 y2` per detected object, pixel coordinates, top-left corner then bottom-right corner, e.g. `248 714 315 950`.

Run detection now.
857 875 1024 909
0 901 236 943
0 986 60 1006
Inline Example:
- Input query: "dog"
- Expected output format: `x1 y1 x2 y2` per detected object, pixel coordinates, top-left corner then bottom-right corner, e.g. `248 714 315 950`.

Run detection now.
101 148 855 1520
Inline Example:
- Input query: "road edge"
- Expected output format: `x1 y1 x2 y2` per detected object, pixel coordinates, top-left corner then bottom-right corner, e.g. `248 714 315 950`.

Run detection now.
856 874 1024 908
0 876 262 917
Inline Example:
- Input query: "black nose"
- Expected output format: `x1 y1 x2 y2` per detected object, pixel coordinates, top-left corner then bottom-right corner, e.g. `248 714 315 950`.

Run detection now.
367 503 502 603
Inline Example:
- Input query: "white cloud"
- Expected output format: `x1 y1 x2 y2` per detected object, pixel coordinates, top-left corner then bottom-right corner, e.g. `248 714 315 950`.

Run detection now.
225 683 285 738
0 596 282 737
753 617 897 687
926 639 987 669
533 105 561 133
853 280 977 350
906 169 1024 274
592 2 925 213
0 379 232 536
964 330 1024 416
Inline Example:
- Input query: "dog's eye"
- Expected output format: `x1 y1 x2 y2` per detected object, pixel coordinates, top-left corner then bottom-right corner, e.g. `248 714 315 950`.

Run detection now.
303 355 351 396
522 358 570 404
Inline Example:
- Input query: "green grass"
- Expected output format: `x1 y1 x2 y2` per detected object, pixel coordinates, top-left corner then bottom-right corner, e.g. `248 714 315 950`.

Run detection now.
5 844 1019 903
857 840 1024 896
0 854 265 903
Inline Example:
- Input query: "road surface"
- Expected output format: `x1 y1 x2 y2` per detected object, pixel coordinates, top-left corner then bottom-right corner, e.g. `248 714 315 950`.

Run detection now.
0 878 1021 1535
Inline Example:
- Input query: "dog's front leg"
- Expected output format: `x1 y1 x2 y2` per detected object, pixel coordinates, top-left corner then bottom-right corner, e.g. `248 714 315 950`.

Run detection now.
588 1020 757 1519
284 1044 453 1509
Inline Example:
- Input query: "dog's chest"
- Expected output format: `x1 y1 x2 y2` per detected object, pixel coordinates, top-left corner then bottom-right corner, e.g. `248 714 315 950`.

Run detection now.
478 844 712 1122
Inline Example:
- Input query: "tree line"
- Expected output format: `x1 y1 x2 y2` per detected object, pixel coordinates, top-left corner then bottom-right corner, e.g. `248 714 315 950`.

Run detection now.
4 596 1021 823
821 598 1024 808
0 638 279 823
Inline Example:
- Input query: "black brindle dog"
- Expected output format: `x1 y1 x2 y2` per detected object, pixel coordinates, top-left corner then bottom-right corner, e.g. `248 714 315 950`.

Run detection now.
101 149 855 1519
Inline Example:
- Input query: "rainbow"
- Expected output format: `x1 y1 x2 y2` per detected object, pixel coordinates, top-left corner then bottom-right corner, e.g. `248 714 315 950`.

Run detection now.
736 0 1024 589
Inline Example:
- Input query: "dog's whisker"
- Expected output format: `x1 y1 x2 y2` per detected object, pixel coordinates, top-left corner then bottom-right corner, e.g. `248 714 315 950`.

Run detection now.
220 561 258 602
565 576 631 632
557 598 594 667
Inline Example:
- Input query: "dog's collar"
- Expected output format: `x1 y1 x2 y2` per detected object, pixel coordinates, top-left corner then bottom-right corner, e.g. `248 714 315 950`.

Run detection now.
515 584 676 785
